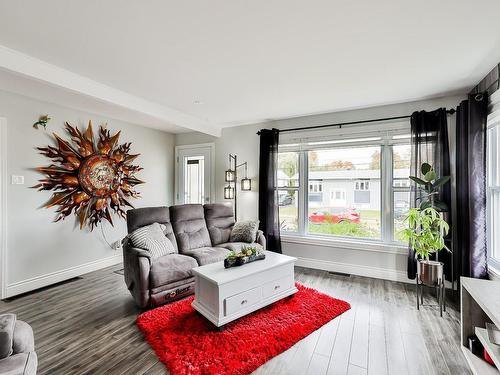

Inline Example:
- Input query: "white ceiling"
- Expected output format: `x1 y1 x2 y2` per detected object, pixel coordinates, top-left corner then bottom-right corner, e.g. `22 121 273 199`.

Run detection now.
1 1 500 134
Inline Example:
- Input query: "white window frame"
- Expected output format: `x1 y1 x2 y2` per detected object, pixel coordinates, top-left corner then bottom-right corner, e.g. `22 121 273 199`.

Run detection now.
487 90 500 273
278 121 410 252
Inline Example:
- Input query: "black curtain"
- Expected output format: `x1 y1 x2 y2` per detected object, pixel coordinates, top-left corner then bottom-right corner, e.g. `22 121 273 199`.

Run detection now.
455 93 489 279
407 108 451 279
258 128 282 253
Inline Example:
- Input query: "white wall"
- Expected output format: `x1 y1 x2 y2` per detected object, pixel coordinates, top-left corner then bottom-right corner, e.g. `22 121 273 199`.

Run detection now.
0 90 175 297
176 94 465 282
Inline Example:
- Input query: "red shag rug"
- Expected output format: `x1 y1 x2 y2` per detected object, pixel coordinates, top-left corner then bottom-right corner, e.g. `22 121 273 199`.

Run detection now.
136 283 350 375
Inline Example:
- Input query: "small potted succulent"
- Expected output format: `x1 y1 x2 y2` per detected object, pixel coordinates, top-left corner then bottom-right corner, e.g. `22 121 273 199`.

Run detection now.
402 162 451 286
224 246 265 268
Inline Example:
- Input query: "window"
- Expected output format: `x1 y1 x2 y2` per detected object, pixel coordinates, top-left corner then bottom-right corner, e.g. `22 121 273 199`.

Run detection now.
277 152 299 232
278 127 411 246
309 180 323 193
488 120 500 270
308 146 381 239
392 144 411 241
355 181 370 190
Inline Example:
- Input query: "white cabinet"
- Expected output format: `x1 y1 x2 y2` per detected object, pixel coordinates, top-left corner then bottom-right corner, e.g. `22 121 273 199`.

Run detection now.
192 251 298 327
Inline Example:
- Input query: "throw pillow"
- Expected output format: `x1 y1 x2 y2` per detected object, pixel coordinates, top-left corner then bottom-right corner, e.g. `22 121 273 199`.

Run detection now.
129 222 175 258
230 220 260 243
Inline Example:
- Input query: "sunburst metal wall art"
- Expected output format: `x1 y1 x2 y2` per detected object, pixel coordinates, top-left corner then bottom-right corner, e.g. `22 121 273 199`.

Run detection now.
33 121 144 230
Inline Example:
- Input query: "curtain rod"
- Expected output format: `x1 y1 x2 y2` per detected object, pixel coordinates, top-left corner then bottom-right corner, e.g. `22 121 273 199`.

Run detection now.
256 108 456 135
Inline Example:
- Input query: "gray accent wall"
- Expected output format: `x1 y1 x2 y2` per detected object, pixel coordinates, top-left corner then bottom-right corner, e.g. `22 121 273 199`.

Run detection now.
176 94 466 282
0 90 175 295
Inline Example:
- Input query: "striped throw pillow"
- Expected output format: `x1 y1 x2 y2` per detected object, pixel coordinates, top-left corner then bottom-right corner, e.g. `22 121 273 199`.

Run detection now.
129 222 175 259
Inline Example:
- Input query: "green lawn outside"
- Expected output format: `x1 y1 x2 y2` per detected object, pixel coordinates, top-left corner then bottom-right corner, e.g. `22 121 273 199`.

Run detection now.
279 205 408 243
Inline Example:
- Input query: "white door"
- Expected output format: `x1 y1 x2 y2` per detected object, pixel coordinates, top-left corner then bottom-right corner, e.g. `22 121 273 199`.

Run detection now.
330 189 346 207
175 144 214 205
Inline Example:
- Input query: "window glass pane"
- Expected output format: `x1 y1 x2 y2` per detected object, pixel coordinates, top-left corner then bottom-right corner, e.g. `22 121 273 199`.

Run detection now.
393 144 411 187
393 144 411 242
308 147 381 239
278 190 298 232
394 190 410 241
492 191 500 261
277 152 299 187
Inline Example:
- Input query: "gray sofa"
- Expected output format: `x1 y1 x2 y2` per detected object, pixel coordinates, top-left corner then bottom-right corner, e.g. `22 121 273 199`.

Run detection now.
0 314 37 375
123 203 266 308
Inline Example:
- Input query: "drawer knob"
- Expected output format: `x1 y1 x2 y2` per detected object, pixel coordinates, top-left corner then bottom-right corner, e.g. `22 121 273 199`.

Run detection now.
241 299 248 305
274 285 280 290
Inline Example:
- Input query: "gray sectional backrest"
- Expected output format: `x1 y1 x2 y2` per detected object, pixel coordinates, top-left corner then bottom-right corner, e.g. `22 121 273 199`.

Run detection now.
169 204 212 252
204 203 235 245
126 207 178 252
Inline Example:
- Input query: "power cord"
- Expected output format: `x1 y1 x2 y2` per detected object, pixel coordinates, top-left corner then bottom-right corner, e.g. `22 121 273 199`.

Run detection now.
100 222 114 250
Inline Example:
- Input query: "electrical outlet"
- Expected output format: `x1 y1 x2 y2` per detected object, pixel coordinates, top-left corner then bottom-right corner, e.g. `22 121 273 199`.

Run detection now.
11 175 24 185
111 240 122 250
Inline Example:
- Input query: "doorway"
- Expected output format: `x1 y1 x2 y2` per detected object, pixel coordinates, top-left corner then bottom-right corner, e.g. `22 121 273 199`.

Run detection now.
175 143 215 205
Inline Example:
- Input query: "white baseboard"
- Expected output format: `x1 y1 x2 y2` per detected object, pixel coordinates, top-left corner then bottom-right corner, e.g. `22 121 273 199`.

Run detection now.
295 256 412 283
5 253 123 298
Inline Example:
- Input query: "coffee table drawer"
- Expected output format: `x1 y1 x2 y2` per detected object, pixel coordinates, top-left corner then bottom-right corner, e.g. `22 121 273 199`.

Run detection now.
263 275 294 299
225 287 262 316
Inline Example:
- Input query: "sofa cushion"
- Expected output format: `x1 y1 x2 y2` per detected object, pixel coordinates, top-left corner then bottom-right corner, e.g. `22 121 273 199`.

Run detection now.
170 204 212 252
0 314 16 359
0 352 37 375
230 220 260 243
204 203 235 245
182 247 231 266
218 242 264 253
126 207 178 252
129 223 176 259
149 254 198 289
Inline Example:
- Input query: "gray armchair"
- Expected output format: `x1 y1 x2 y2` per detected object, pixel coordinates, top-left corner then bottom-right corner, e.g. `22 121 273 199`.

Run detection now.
0 314 37 375
123 207 198 308
123 203 266 308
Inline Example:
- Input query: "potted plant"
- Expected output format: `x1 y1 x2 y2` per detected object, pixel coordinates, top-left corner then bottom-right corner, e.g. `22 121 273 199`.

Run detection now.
402 162 451 286
401 207 450 286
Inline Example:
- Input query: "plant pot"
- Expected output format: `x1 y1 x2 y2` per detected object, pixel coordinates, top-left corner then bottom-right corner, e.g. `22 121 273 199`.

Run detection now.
417 260 444 287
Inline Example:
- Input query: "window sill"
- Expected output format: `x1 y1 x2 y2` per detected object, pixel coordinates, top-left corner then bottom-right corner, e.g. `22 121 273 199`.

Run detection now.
281 234 407 255
488 259 500 281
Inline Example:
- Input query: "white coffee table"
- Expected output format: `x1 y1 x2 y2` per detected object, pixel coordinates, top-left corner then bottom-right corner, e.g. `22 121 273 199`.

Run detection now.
191 250 298 327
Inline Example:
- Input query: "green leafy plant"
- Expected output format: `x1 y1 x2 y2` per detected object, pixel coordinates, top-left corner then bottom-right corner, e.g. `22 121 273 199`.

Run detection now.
409 162 450 211
225 246 260 260
400 207 450 260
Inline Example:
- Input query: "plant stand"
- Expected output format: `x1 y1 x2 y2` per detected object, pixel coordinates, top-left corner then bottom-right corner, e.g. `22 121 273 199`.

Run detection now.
416 276 446 317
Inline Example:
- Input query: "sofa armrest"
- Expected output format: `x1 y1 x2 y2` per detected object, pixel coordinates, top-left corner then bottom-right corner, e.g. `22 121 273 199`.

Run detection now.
122 242 152 308
256 230 266 250
12 321 34 355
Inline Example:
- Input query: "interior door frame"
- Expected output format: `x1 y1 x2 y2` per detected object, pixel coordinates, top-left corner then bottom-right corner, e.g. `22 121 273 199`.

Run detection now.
0 118 7 299
174 143 216 205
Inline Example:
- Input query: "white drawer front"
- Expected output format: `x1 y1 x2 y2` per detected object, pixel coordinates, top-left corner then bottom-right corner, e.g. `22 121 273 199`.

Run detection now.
225 287 262 316
262 275 294 299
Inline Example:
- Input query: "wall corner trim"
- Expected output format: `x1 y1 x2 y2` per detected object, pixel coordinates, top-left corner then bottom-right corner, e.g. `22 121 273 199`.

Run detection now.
295 256 411 283
4 253 123 298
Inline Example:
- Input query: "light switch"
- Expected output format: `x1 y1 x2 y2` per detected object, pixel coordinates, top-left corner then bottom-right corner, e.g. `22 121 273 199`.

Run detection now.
11 175 24 185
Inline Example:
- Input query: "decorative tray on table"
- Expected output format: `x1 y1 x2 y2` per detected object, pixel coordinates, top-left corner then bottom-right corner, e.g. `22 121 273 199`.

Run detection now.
224 246 266 268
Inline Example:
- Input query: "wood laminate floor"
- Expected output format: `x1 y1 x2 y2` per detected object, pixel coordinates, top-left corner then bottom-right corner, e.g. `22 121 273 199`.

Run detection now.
0 265 471 375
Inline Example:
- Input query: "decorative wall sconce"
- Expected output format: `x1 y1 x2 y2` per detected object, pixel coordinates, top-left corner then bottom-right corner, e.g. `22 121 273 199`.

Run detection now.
241 177 251 191
225 169 235 182
224 185 235 199
223 154 252 219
